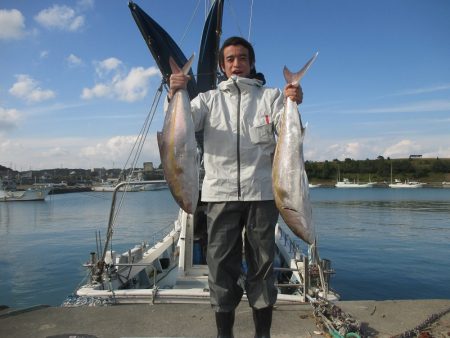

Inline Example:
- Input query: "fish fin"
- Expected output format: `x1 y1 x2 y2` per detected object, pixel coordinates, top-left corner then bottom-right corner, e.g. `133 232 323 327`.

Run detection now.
157 131 163 152
301 121 308 134
283 52 319 85
169 54 195 76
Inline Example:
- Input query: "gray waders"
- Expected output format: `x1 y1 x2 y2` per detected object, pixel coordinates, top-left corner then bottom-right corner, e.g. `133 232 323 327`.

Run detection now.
206 201 278 337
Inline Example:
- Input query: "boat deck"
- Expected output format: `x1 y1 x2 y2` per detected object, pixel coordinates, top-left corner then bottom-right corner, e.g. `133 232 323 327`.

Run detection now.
1 299 449 338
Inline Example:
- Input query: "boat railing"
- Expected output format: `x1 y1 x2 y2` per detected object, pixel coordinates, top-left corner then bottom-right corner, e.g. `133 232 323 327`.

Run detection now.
95 180 170 280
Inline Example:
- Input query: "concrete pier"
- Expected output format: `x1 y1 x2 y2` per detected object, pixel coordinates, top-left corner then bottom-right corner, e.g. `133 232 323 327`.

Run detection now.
1 300 450 338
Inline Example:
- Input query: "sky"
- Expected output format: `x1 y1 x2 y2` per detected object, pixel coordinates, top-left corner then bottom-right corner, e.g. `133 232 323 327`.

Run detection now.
1 0 450 171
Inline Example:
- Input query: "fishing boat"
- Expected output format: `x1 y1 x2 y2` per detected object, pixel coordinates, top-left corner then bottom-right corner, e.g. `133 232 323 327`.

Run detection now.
140 180 168 191
388 163 425 188
73 181 338 306
335 178 375 188
91 179 143 192
0 182 52 202
69 0 339 317
388 179 426 189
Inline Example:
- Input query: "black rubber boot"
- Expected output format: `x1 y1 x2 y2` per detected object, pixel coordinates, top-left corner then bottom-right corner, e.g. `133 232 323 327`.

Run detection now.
252 306 273 338
215 311 235 338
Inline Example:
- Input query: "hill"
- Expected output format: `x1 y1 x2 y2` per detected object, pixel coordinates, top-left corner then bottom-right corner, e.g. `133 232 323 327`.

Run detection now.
306 157 450 185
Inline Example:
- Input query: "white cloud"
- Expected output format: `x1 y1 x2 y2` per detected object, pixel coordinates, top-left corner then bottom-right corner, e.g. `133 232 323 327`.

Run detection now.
0 134 161 170
34 5 85 32
40 147 69 158
303 130 450 162
81 83 110 100
346 100 450 114
40 50 50 59
9 74 56 103
393 84 450 97
82 59 160 102
95 57 123 77
76 0 95 11
0 9 26 40
0 107 21 133
67 53 83 67
383 140 420 159
79 135 161 168
305 141 376 161
115 67 160 102
81 135 139 159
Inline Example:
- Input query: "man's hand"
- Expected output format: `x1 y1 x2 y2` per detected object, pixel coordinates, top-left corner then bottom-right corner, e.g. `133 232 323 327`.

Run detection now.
284 83 303 105
169 73 190 99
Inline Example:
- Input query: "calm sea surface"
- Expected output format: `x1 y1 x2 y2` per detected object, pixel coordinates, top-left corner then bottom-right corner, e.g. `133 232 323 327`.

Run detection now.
1 188 449 308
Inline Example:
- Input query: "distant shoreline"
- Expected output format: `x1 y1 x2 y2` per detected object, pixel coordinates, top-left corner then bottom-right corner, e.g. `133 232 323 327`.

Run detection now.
2 157 450 189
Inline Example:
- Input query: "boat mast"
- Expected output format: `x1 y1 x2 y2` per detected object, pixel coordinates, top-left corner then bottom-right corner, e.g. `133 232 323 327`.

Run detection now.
390 161 393 184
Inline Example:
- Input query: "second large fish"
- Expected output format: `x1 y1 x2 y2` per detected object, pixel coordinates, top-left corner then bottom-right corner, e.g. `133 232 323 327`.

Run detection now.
272 53 318 244
157 55 199 214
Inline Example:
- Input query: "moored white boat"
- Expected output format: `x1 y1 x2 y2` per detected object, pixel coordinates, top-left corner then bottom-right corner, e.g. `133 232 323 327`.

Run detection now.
0 185 52 202
140 180 168 191
335 178 375 188
91 179 142 192
389 179 426 188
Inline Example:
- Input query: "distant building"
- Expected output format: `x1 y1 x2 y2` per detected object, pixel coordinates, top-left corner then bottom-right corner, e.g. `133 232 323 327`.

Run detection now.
409 154 422 159
91 168 106 178
21 171 33 179
143 162 155 172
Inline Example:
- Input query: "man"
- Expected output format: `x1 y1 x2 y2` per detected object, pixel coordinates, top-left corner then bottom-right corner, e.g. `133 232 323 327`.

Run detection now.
169 36 302 338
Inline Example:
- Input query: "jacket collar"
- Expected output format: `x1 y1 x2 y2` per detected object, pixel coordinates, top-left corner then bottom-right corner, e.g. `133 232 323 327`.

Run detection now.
218 75 264 93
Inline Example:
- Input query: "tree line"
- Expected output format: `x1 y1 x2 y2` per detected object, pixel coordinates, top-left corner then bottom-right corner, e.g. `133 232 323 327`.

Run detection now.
305 157 450 183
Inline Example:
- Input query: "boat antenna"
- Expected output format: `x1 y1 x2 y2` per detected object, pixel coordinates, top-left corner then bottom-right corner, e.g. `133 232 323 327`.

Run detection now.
248 0 254 42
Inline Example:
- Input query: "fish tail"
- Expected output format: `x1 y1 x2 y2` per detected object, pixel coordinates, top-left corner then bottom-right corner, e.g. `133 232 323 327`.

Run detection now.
169 54 195 76
283 52 319 85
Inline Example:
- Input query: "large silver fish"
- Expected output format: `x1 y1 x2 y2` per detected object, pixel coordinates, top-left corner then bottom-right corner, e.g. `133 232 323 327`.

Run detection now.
157 55 199 214
272 53 318 244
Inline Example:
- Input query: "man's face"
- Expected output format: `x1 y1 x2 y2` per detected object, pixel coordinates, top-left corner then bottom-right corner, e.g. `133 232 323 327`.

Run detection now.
221 44 252 79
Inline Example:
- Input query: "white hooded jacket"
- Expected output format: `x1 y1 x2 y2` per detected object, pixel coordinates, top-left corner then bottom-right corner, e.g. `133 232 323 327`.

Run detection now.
190 75 285 202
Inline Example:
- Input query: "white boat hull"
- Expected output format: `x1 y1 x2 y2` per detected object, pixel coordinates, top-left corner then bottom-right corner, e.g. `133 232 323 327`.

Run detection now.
335 182 375 188
0 187 51 201
389 184 425 188
335 178 375 188
389 180 425 188
91 184 142 192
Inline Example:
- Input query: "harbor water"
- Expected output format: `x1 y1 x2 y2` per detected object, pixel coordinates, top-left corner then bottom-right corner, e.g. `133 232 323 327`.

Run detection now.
0 188 449 309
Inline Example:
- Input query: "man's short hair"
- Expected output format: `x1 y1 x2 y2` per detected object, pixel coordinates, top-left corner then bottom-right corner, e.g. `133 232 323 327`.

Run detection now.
219 36 255 72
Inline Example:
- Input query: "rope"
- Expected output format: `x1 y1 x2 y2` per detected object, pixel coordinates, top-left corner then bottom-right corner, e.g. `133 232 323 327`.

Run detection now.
392 305 450 338
227 0 244 38
107 82 164 255
180 0 202 46
310 297 362 338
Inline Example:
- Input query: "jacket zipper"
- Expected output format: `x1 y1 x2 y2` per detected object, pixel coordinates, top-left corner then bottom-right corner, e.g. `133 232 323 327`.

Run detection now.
233 79 242 199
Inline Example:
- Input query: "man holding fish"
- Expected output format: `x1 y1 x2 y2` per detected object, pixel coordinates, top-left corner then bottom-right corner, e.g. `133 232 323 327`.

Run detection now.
168 36 305 338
